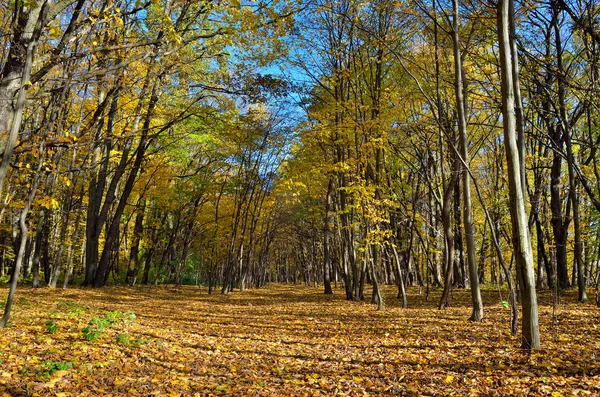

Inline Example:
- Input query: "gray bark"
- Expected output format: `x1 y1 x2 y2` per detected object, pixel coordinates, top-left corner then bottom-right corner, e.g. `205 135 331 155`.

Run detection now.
126 198 146 286
497 0 540 349
553 4 587 302
452 0 483 321
0 2 50 201
323 178 334 294
1 142 45 327
391 243 407 308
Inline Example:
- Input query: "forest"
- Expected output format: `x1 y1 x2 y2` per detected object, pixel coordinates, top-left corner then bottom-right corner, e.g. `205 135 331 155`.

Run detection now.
0 0 600 394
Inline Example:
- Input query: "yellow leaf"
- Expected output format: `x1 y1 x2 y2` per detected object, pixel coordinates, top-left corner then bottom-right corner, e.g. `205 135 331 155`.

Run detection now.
444 375 454 384
215 384 228 392
46 370 69 388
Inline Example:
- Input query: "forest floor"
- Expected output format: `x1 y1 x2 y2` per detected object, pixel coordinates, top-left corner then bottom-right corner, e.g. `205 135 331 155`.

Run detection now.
0 283 599 396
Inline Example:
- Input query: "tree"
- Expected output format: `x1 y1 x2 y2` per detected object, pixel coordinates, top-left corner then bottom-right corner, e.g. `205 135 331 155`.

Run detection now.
496 0 540 349
451 0 483 321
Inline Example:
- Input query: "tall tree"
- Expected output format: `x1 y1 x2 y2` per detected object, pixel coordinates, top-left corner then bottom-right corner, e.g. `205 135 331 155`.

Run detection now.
497 0 540 349
451 0 483 321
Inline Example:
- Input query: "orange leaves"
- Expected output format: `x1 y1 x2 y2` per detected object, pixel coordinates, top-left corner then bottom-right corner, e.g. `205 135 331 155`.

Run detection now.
0 285 599 396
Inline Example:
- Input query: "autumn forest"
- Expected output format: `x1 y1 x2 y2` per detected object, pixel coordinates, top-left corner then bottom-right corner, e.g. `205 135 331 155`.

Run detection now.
0 0 600 395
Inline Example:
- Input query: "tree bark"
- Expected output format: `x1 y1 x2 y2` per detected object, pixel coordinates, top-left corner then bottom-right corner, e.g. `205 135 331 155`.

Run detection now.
391 243 407 308
323 178 334 294
452 0 483 320
0 2 50 199
1 142 45 327
439 172 457 310
553 2 587 302
497 0 540 349
93 80 158 287
126 198 146 286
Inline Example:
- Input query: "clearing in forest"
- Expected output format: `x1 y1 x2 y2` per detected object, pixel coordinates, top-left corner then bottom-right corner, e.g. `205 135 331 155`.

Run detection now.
0 284 599 396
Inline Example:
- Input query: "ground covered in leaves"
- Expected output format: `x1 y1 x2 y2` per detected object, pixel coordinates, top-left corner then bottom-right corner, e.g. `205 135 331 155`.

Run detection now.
0 284 599 396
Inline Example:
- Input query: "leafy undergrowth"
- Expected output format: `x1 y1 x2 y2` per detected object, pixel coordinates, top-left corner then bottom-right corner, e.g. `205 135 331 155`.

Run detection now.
0 284 599 396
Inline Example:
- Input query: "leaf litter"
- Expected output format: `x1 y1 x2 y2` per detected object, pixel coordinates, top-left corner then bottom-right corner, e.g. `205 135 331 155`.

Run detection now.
0 284 599 396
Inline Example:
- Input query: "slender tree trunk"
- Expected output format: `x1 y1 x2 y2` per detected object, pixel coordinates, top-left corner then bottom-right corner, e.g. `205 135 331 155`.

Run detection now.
439 173 457 310
176 197 201 286
453 176 465 288
550 5 571 290
31 209 45 288
323 178 334 294
455 135 519 335
534 214 552 287
49 199 70 288
497 0 540 348
553 3 587 301
452 0 483 320
126 198 146 286
41 212 51 285
391 243 407 308
509 0 526 198
370 244 383 310
93 80 158 287
1 142 45 327
0 2 50 200
477 222 488 284
432 0 444 289
142 248 155 286
22 236 33 278
63 210 82 289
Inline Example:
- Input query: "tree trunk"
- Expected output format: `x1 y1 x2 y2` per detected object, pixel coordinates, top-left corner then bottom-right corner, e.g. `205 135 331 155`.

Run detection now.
1 142 45 327
49 196 70 288
323 178 334 294
93 81 157 287
126 198 146 286
553 2 587 302
41 214 51 285
0 2 50 200
453 176 465 288
439 172 457 310
369 244 383 310
549 5 571 291
452 0 483 321
497 0 540 348
391 243 407 308
63 209 82 289
31 209 45 288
